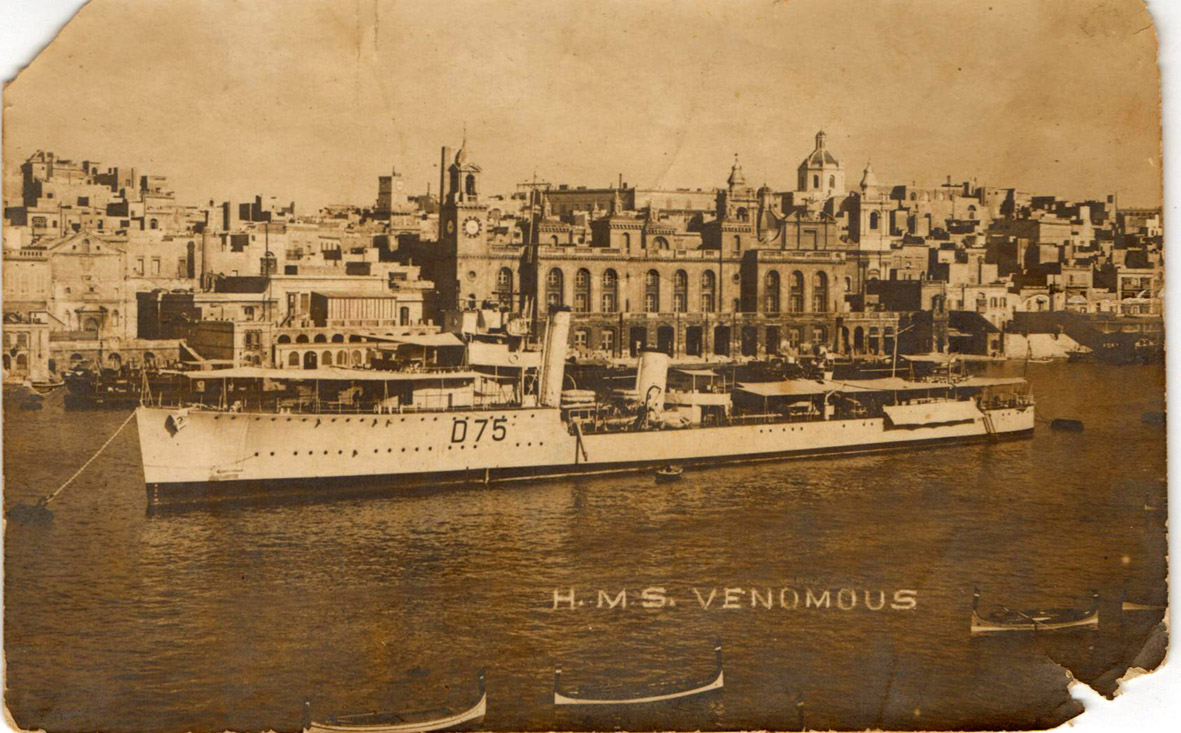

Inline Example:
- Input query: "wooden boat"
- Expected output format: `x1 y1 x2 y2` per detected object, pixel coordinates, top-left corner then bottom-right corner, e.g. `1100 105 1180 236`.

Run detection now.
971 588 1099 634
1120 581 1166 612
304 670 486 733
554 643 723 705
1121 600 1166 612
654 464 684 482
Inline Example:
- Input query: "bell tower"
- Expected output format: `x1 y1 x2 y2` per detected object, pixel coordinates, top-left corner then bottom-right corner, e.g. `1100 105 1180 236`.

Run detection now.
440 135 489 258
439 136 493 310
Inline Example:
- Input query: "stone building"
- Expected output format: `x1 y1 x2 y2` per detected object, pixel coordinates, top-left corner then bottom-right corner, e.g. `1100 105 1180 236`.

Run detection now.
424 134 899 360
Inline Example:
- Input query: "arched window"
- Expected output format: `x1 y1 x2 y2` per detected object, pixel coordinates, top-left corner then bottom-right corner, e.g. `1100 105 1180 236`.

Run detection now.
288 352 300 367
465 174 477 197
149 218 158 230
400 307 410 325
764 271 780 314
828 175 835 189
732 234 741 254
812 174 820 189
789 271 805 313
314 333 327 343
321 351 333 366
673 270 688 313
574 268 591 313
735 207 748 222
869 211 880 229
844 276 852 293
644 270 660 313
550 235 559 246
601 269 618 313
701 271 716 313
622 232 632 249
652 236 669 250
277 334 292 344
495 267 514 309
812 272 829 313
331 333 345 343
546 268 564 309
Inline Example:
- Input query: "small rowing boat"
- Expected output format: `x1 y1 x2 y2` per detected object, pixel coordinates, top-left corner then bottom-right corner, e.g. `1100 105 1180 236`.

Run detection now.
554 643 723 705
654 464 684 482
970 588 1099 635
304 670 486 733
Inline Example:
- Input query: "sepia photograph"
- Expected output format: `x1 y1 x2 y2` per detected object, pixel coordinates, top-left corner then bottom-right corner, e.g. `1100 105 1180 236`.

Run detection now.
0 0 1173 730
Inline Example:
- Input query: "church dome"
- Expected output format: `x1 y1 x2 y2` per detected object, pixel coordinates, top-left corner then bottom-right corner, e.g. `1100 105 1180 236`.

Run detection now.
800 129 839 169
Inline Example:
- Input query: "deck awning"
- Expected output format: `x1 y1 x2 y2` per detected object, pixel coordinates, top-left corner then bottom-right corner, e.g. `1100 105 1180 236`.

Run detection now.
376 333 464 348
737 379 848 397
884 400 982 427
675 368 719 377
738 377 957 398
182 366 482 382
955 377 1028 389
836 378 952 392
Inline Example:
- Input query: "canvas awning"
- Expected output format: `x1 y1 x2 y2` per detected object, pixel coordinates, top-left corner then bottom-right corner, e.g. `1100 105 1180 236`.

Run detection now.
375 333 464 348
182 366 482 382
955 377 1028 389
737 380 847 397
884 400 982 427
675 368 719 377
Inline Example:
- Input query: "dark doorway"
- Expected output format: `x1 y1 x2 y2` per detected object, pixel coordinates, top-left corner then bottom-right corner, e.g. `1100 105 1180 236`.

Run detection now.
766 326 780 355
628 326 648 357
713 326 731 357
656 325 675 355
685 326 703 357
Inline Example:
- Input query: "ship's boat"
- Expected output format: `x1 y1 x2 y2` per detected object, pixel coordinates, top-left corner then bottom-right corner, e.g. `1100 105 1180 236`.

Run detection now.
304 670 486 733
970 587 1099 634
554 643 723 706
654 464 683 482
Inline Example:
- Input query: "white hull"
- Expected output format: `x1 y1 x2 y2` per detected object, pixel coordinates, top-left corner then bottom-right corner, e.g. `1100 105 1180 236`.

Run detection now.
306 693 486 733
136 401 1034 506
554 670 723 706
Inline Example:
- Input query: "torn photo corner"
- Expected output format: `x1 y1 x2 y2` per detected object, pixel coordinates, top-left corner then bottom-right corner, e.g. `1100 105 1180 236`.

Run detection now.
0 0 1171 731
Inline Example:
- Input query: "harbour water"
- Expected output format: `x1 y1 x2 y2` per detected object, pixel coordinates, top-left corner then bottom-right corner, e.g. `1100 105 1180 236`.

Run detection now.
2 362 1167 732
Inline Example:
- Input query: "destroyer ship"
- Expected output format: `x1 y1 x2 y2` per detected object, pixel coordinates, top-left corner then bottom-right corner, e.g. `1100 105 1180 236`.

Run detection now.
134 310 1035 507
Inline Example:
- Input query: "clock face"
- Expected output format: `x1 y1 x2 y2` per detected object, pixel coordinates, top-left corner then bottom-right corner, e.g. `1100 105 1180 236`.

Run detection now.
463 217 482 237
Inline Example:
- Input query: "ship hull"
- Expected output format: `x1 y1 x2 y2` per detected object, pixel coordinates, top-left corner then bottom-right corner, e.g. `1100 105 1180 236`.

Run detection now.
136 403 1035 508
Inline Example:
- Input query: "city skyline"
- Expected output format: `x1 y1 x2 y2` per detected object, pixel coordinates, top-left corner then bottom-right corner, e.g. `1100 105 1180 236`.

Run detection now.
2 0 1162 212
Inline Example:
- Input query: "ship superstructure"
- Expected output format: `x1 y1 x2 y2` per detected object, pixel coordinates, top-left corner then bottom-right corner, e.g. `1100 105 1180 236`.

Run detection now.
134 310 1035 506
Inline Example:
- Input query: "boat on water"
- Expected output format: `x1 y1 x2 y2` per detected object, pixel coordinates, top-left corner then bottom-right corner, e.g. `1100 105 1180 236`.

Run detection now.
554 643 723 706
134 309 1036 507
970 587 1099 634
654 464 684 482
304 670 486 733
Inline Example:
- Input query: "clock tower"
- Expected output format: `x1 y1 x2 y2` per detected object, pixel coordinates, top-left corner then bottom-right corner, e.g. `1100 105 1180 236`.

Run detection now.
439 139 494 309
441 139 489 256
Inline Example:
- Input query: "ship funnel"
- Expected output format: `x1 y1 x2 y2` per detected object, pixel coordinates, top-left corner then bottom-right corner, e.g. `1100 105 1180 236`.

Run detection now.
538 307 572 407
635 348 671 414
